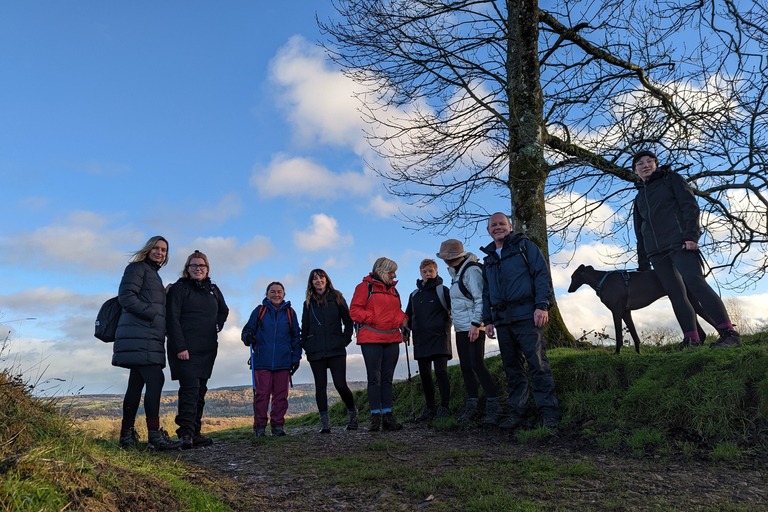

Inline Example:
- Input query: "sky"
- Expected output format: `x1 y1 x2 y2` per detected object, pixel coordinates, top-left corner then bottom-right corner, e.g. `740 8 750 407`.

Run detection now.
2 1 766 396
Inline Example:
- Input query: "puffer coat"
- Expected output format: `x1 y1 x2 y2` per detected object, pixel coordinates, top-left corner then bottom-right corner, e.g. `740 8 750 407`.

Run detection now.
300 293 353 362
446 253 485 332
405 276 452 360
166 278 229 380
112 260 167 368
350 274 407 344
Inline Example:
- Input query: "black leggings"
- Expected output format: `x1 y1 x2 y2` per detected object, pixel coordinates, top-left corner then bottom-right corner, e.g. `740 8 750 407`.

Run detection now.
651 249 730 334
417 355 451 408
455 331 498 400
122 365 164 424
309 355 356 413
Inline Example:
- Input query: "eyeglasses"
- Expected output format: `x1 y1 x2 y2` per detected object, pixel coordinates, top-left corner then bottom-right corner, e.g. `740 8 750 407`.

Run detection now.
189 264 208 270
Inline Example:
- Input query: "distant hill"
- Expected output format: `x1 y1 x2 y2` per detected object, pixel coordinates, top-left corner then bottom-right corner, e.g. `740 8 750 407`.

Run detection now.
61 381 368 419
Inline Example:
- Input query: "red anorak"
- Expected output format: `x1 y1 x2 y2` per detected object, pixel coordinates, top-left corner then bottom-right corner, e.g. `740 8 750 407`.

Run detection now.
350 274 407 344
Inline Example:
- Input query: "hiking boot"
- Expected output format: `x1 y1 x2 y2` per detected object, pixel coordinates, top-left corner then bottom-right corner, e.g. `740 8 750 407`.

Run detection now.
483 399 502 425
382 412 403 431
415 406 436 422
499 415 524 430
678 337 701 350
319 413 331 434
179 434 193 450
254 428 266 438
542 417 560 429
434 406 451 420
457 399 479 423
118 427 139 448
271 426 286 437
710 329 741 349
368 413 381 432
147 428 183 451
192 433 213 447
346 408 359 431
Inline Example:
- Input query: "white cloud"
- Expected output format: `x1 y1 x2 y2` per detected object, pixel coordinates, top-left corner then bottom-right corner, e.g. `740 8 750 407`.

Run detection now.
196 192 243 223
0 211 144 273
270 35 368 152
251 153 373 199
293 214 353 252
362 194 403 218
174 236 275 273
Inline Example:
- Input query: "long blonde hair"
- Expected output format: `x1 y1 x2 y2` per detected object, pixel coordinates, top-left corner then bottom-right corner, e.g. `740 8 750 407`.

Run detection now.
130 236 169 267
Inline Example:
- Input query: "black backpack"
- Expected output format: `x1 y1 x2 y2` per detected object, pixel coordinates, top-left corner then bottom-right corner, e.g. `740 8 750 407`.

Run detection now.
456 261 483 300
94 296 122 343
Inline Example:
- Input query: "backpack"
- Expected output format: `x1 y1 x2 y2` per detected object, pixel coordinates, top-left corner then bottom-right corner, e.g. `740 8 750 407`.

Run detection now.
253 304 295 330
354 281 401 335
456 261 483 300
94 296 122 343
409 283 450 329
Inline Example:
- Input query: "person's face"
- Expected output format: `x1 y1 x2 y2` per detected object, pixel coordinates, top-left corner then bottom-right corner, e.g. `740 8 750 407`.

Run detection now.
487 214 511 243
312 273 327 294
634 156 657 181
148 240 168 264
420 265 437 282
187 257 208 281
382 269 397 284
267 284 285 307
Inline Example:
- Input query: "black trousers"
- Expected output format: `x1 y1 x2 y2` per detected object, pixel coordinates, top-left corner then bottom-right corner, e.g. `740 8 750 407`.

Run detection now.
175 377 208 438
361 343 400 411
417 355 451 408
122 364 164 424
650 249 730 334
309 355 356 413
496 319 559 420
455 330 498 400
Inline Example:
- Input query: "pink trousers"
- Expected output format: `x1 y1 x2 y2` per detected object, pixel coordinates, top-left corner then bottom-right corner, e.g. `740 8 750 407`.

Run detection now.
252 369 290 429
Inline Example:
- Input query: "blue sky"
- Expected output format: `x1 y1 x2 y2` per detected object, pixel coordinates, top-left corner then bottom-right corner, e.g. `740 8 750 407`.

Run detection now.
2 1 766 396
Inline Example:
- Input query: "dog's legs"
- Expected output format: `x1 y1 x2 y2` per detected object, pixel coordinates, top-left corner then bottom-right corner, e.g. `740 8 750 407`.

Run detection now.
623 311 642 354
612 310 624 354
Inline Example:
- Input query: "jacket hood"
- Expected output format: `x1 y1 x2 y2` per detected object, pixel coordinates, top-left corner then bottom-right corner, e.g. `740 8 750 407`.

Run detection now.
480 233 529 256
261 297 293 311
447 253 479 277
416 275 444 291
634 164 672 189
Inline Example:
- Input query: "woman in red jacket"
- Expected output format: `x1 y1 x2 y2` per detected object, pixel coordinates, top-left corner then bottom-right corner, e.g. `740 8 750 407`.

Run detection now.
350 257 408 431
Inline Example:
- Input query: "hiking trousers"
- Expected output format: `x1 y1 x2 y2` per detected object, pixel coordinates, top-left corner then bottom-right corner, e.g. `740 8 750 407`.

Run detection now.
361 343 399 411
455 330 498 400
650 249 731 334
496 319 560 421
252 369 290 429
309 355 356 413
417 355 451 408
175 377 208 438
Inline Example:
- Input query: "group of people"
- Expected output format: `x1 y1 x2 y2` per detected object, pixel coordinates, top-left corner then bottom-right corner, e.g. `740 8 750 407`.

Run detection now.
109 149 741 447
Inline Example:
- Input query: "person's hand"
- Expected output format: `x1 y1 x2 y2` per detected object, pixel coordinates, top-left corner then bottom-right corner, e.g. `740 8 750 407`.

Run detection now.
246 333 257 346
177 350 190 360
534 309 549 328
402 330 410 346
401 317 409 330
683 241 698 251
290 362 300 375
469 324 480 343
486 324 496 339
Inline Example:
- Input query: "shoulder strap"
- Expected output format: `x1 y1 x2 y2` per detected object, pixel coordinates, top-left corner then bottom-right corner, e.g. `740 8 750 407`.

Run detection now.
457 261 482 299
435 284 449 313
256 304 294 329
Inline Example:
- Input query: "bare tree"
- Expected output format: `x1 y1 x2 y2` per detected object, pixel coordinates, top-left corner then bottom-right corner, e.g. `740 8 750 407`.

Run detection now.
320 0 768 346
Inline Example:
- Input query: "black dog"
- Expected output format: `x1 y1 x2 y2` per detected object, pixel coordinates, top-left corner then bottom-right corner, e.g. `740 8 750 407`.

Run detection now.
568 264 714 353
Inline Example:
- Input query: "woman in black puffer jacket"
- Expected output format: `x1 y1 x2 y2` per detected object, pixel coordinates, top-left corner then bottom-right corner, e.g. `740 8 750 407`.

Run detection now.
301 269 357 433
167 250 229 449
114 235 181 451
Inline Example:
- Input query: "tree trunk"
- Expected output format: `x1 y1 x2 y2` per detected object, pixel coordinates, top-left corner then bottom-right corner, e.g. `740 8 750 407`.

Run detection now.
506 0 575 347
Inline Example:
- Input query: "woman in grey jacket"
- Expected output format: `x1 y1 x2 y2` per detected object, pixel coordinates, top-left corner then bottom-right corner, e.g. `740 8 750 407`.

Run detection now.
114 236 181 451
437 240 501 424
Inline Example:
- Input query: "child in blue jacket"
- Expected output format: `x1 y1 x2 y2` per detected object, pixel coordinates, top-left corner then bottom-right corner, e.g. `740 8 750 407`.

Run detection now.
242 282 301 437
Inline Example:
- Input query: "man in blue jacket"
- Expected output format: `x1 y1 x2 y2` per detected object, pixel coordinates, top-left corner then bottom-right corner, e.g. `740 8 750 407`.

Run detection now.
481 212 560 429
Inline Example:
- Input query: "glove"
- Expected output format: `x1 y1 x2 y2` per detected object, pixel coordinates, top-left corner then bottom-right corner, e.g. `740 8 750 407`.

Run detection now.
246 333 257 346
290 362 300 375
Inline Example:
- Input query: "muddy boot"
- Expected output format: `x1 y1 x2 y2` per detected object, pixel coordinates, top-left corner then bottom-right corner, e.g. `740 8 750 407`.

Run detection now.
482 398 502 425
118 427 139 448
382 411 403 431
346 408 359 431
368 413 381 432
319 413 331 434
179 434 193 450
193 433 213 447
147 428 183 451
710 329 741 348
434 406 451 420
415 406 436 422
457 399 479 423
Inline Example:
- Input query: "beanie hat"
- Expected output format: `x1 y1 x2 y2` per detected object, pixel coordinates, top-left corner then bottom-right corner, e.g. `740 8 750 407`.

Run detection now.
632 150 658 168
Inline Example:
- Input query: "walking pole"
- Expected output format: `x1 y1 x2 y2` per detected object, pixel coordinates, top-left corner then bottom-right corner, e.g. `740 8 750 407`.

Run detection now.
402 328 415 420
